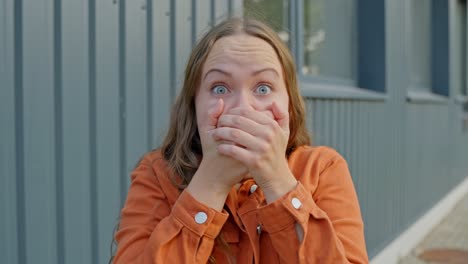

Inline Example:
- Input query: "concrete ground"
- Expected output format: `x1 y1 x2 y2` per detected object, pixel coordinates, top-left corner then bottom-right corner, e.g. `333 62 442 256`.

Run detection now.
398 193 468 264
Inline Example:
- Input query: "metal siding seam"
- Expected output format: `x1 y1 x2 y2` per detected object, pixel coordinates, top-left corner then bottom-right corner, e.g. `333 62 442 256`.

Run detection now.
228 0 233 17
372 104 380 237
53 0 65 262
375 103 383 235
386 104 395 236
295 0 303 71
325 100 331 146
312 99 316 143
147 0 153 148
371 103 378 245
195 0 210 37
152 0 171 146
319 99 324 145
95 1 121 262
324 100 330 146
0 0 18 262
335 101 339 151
361 102 369 243
307 99 311 141
328 100 333 147
314 99 326 145
175 0 192 95
307 100 313 139
360 103 368 242
216 0 228 23
333 100 339 149
351 102 359 193
364 102 371 241
210 0 215 27
125 0 149 197
346 101 352 167
312 100 317 140
338 100 344 152
406 106 413 225
14 0 26 262
61 0 92 261
170 0 176 101
308 99 313 142
88 0 98 262
191 0 197 47
310 99 316 143
119 0 127 210
336 100 341 149
343 101 349 158
311 100 317 142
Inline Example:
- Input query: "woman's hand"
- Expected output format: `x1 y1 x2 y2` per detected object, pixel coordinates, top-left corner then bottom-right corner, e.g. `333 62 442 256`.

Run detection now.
187 99 248 210
213 103 298 203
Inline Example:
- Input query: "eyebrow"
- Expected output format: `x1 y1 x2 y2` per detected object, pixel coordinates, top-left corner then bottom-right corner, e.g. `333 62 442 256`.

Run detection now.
203 69 232 80
203 67 280 81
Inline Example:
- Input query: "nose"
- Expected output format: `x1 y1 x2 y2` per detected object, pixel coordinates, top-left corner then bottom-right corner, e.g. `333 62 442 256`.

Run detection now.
229 90 255 110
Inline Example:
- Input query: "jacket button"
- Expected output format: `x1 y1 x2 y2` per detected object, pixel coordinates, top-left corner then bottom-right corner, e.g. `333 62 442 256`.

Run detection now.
195 212 208 224
291 197 302 209
250 184 258 194
256 224 262 235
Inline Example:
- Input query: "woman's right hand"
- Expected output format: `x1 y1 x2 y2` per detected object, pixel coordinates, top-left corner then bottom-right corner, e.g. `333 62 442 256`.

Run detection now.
186 99 247 211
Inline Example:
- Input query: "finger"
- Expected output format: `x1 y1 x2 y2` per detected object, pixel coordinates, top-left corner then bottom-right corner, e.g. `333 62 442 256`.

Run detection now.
227 107 274 125
271 102 289 131
208 99 224 129
212 127 265 151
217 143 254 166
217 114 269 138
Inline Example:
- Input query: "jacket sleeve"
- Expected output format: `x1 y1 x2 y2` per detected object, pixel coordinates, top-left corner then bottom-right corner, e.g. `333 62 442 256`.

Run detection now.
113 157 229 264
257 154 369 263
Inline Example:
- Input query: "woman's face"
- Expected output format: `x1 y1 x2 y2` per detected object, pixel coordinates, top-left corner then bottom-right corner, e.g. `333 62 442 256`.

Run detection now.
195 34 289 131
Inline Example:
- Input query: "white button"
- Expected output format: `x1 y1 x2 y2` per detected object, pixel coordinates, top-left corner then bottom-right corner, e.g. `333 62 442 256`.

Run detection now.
250 184 258 193
291 197 302 209
194 212 208 224
256 224 262 235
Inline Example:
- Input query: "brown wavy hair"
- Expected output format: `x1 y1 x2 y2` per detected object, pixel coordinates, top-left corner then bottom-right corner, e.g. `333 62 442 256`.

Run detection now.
161 17 311 188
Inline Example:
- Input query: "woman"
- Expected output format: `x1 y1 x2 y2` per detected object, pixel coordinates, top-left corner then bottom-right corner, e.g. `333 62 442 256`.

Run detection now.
113 18 368 263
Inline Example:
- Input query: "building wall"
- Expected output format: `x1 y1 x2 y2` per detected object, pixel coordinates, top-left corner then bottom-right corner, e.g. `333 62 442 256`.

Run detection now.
1 0 467 263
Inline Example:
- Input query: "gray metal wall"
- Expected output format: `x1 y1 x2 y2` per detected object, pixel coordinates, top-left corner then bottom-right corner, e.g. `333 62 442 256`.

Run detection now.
1 0 467 263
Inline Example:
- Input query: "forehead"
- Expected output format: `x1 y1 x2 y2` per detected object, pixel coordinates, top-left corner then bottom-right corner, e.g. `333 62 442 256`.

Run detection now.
202 34 283 75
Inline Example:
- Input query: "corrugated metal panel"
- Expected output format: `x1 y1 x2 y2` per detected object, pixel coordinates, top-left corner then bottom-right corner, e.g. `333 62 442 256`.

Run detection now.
61 1 92 263
152 0 171 145
1 0 468 263
94 1 121 263
304 95 468 257
22 1 58 263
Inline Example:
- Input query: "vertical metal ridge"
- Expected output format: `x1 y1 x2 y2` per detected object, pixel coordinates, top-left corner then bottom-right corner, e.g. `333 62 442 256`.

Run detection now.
14 0 25 263
293 0 302 68
53 0 65 263
88 0 98 263
169 0 176 101
146 0 153 148
210 0 215 26
191 0 197 47
119 0 127 208
228 0 233 17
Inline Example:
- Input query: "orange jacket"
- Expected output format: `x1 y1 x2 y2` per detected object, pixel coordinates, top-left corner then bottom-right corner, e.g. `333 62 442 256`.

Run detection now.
114 146 368 263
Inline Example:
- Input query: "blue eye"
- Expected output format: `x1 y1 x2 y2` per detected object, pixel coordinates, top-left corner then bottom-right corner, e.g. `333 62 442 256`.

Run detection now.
212 85 228 95
256 85 272 95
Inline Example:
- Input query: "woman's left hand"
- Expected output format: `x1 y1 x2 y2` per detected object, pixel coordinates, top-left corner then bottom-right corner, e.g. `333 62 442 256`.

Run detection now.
213 102 298 203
